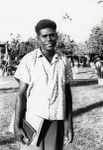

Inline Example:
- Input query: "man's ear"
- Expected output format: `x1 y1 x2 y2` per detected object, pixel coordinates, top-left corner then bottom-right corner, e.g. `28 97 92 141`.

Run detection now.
37 35 40 43
37 36 41 47
37 35 39 40
55 32 58 40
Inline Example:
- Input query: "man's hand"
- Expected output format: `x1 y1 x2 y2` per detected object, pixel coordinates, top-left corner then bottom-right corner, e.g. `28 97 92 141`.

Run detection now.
14 81 29 144
14 128 29 145
64 120 74 145
64 129 74 145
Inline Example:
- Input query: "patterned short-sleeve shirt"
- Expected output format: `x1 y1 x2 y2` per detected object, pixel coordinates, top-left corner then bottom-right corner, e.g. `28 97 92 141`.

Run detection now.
14 49 73 121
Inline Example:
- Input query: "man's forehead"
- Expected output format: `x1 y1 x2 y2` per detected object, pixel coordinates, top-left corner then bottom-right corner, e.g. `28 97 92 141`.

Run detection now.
39 28 56 35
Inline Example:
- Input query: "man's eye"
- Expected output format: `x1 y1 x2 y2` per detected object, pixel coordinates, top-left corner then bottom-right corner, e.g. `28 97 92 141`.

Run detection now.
42 34 55 38
51 34 55 37
42 35 47 38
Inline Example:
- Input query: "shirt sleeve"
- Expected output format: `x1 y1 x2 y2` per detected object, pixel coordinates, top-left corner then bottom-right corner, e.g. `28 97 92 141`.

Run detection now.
65 58 73 84
14 56 31 84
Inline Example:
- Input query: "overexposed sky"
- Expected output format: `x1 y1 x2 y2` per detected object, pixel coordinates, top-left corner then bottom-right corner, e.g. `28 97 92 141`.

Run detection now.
0 0 103 43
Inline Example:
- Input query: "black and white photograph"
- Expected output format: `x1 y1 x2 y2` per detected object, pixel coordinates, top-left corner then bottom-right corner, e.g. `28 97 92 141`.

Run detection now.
0 0 103 149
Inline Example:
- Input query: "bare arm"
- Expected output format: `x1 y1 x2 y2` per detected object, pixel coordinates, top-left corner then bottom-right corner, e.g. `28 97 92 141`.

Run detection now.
14 80 28 143
65 83 74 143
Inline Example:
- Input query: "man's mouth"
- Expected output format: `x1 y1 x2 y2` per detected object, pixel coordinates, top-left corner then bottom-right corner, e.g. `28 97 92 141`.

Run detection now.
46 43 53 46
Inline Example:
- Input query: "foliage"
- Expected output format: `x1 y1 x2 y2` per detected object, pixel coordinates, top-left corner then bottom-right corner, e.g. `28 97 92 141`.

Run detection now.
18 38 38 60
85 25 103 56
8 36 38 65
1 32 79 73
73 43 85 56
56 32 77 56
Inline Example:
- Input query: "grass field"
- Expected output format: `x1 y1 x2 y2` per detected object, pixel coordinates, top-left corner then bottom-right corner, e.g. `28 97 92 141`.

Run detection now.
66 84 103 150
0 83 103 149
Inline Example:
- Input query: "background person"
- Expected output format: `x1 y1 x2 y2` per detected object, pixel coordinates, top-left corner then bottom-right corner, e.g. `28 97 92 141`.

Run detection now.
95 57 102 78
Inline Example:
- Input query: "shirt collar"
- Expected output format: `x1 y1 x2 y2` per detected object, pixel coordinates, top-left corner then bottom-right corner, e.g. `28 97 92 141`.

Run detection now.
51 54 59 64
37 48 59 64
37 48 43 58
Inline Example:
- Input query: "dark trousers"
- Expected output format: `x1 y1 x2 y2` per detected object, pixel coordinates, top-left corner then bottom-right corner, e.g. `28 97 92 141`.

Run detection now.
20 120 64 150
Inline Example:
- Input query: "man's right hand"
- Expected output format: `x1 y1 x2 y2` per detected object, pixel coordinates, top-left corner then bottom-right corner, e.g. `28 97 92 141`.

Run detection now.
14 128 29 145
14 81 29 144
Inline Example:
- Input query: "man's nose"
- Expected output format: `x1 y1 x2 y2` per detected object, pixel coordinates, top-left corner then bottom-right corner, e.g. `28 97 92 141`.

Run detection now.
46 35 51 41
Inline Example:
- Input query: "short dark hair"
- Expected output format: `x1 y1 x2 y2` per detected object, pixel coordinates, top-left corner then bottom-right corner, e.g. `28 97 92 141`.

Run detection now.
35 19 57 35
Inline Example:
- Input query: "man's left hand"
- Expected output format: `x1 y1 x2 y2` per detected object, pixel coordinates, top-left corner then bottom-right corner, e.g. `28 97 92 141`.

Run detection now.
64 120 74 145
64 129 74 145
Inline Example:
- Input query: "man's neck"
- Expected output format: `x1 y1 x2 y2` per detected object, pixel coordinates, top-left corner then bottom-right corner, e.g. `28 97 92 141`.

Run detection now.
40 49 55 63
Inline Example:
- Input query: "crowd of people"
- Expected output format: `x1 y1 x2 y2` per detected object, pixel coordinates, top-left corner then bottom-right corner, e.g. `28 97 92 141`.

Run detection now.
90 57 103 78
69 55 103 79
1 53 103 81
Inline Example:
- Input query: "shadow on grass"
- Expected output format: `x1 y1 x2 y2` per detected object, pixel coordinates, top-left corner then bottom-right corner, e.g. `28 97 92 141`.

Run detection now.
73 101 103 117
0 133 16 145
0 138 16 145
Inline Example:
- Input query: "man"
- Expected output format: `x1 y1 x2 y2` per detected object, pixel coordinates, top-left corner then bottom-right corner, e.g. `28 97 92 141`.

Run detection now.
14 19 74 150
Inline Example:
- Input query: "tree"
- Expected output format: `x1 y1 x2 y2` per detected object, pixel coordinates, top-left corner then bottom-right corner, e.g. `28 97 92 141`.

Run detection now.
73 43 85 56
8 35 38 65
18 37 38 58
56 32 76 56
86 25 103 56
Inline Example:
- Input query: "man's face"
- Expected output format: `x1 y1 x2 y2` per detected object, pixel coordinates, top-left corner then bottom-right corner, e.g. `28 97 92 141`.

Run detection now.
38 28 57 52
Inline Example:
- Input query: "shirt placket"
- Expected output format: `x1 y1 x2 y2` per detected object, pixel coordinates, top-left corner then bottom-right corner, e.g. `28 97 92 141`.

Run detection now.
42 56 59 119
41 58 52 119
